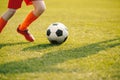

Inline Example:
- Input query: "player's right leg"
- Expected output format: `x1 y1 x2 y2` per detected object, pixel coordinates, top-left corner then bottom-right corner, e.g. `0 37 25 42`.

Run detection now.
17 0 46 42
0 0 23 33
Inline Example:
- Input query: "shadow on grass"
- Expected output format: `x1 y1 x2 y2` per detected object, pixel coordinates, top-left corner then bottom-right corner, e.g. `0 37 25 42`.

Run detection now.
0 38 120 74
0 42 29 49
22 43 60 51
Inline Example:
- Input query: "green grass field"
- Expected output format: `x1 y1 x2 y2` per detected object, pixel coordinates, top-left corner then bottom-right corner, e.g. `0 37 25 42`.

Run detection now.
0 0 120 80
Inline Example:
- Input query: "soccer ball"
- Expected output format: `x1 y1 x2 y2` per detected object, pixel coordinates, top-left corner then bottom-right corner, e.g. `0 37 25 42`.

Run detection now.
46 22 68 44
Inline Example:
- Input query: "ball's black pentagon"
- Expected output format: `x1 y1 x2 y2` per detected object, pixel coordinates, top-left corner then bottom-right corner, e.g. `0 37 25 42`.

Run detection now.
56 29 63 37
52 23 58 26
47 29 51 36
50 40 59 44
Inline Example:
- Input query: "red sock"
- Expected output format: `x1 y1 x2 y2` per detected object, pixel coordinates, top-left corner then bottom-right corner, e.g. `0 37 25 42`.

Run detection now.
19 11 38 31
0 17 7 33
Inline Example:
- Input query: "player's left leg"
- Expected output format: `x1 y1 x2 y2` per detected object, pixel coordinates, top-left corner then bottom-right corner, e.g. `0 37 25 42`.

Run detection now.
0 0 23 33
17 0 46 42
0 9 16 33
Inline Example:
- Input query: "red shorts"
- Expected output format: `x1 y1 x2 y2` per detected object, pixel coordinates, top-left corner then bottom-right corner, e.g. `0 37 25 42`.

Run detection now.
8 0 32 9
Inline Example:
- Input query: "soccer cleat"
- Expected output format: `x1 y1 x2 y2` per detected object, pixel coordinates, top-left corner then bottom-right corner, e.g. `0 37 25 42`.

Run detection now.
17 27 35 42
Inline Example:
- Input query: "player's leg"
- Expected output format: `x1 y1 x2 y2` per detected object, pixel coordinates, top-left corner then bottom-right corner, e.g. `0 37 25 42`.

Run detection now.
17 0 46 42
32 0 46 17
0 9 16 33
19 0 46 31
1 9 16 21
0 0 23 33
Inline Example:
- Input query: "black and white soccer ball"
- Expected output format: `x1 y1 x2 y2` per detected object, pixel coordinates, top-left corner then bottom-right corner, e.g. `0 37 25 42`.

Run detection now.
46 22 69 44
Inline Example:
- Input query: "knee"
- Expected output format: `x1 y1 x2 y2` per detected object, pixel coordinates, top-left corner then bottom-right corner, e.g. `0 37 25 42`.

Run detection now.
34 6 46 16
8 9 16 16
40 6 46 14
2 9 16 21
